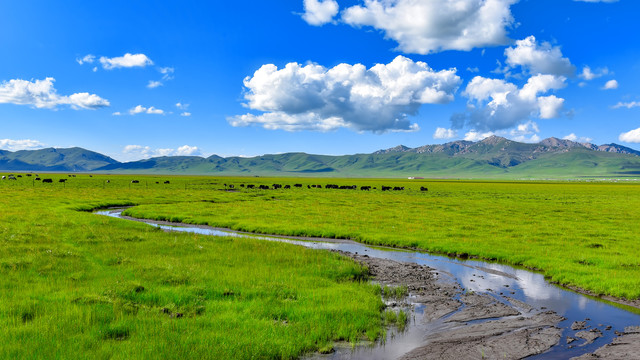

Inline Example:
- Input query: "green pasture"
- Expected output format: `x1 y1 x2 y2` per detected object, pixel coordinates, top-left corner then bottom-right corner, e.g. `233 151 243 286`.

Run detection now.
0 174 392 359
1 173 640 359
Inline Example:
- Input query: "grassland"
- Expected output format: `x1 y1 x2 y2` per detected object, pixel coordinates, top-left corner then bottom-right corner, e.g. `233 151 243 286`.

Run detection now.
2 174 640 359
119 176 640 301
0 175 390 359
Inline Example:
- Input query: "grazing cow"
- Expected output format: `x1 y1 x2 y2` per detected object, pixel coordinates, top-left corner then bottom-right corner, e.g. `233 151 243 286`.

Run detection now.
246 184 255 189
17 175 22 178
106 180 110 183
59 179 67 183
259 185 270 190
307 185 311 189
272 184 282 189
164 181 170 184
325 184 338 189
284 185 291 189
228 184 235 189
360 186 371 191
155 182 159 184
89 175 92 177
35 177 41 181
420 186 428 192
381 186 391 191
240 184 245 187
1 176 5 180
294 184 302 188
26 174 32 177
393 186 405 191
131 180 139 184
42 179 53 183
8 175 16 180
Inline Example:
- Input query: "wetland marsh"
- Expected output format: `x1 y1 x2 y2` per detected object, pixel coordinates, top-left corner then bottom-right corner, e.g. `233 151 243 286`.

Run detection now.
2 174 640 359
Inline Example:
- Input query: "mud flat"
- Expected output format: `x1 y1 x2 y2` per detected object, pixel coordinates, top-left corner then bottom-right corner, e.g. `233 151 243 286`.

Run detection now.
572 326 640 359
348 254 565 360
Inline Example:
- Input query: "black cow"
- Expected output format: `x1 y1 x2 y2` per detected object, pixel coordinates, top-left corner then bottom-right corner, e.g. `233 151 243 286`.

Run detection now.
381 186 391 191
246 184 255 189
393 186 405 191
35 177 41 181
283 185 291 189
17 175 22 178
42 178 53 183
59 179 67 183
360 186 371 191
259 185 270 190
272 184 282 189
294 184 302 188
420 186 428 192
164 181 170 184
131 180 140 184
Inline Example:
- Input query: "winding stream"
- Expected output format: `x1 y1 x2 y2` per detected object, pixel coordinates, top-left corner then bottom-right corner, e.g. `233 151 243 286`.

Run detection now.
97 209 640 359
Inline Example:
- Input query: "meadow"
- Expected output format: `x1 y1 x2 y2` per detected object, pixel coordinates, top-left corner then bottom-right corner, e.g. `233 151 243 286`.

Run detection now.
2 174 640 359
0 175 399 359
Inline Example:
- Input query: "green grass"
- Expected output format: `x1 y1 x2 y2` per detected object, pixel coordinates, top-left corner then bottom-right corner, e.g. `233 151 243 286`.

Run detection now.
2 173 640 358
0 174 390 359
114 176 640 301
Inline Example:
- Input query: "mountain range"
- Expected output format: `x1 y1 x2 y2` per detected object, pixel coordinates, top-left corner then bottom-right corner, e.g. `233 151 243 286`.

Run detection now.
2 136 640 178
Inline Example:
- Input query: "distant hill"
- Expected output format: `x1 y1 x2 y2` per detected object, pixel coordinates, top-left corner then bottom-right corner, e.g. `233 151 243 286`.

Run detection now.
2 138 640 178
0 147 119 172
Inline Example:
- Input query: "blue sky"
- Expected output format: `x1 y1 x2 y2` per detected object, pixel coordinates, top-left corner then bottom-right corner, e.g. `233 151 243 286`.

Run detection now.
1 0 639 161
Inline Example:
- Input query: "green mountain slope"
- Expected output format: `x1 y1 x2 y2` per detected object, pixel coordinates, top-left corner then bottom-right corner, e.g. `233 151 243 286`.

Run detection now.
3 137 640 178
0 147 119 172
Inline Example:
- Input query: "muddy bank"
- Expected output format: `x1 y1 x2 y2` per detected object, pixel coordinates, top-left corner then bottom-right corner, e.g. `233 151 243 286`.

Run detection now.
347 253 565 360
572 327 640 359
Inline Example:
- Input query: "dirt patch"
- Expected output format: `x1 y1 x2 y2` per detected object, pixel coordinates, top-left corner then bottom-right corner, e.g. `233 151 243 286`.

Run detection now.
571 328 640 359
346 253 564 360
402 312 563 360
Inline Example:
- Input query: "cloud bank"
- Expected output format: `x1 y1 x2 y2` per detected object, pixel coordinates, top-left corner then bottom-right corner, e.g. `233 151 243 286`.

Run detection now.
229 55 460 132
504 36 575 76
0 77 109 110
341 0 517 54
301 0 339 26
455 74 566 131
122 144 201 160
0 138 46 151
129 105 164 115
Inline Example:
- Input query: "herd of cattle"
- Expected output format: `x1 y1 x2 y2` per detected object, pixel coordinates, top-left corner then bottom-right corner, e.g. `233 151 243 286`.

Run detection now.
227 183 428 192
1 174 428 192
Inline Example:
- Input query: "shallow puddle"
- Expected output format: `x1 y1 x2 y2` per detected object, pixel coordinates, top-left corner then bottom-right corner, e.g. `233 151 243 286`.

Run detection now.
97 209 640 359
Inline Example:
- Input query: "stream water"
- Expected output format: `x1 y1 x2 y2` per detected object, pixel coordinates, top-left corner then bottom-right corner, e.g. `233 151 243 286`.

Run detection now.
96 209 640 359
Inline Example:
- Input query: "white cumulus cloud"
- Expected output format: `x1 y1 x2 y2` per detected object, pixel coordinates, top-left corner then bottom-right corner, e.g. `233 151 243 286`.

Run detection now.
579 66 609 81
302 0 339 26
122 144 201 160
0 77 109 110
613 101 640 109
433 127 457 139
76 54 96 65
603 79 618 90
229 55 461 132
457 74 566 131
147 80 163 89
180 112 191 117
129 105 164 115
505 36 575 76
0 138 46 151
619 128 640 143
563 133 593 143
99 53 153 70
341 0 517 54
464 130 495 142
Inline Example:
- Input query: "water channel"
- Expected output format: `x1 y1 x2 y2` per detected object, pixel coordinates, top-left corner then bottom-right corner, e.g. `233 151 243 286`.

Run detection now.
96 209 640 359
